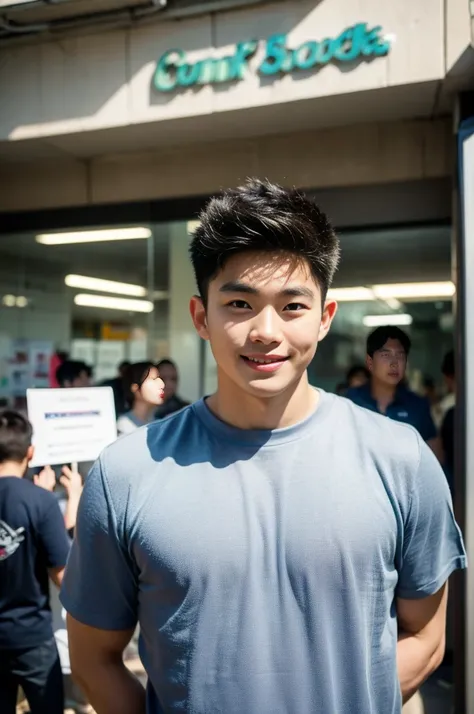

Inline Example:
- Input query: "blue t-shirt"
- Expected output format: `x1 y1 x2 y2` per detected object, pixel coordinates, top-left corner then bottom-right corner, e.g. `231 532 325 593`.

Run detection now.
0 477 71 650
346 383 437 442
61 391 466 714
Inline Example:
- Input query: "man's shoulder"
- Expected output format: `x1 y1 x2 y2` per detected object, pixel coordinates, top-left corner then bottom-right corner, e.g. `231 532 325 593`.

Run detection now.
332 393 422 459
103 402 200 470
399 387 430 408
345 384 370 404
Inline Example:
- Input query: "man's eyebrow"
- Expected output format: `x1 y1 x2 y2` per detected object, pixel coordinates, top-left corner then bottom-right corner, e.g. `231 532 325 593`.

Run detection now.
219 281 258 295
219 281 315 299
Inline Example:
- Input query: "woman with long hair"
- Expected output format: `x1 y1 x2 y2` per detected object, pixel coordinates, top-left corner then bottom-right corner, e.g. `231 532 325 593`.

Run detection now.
116 361 164 436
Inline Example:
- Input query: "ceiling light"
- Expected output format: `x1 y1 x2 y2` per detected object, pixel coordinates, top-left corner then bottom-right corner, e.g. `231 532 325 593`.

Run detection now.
384 298 402 310
2 294 16 307
36 227 152 245
372 281 455 300
363 313 413 327
65 274 146 297
327 287 375 301
74 294 154 313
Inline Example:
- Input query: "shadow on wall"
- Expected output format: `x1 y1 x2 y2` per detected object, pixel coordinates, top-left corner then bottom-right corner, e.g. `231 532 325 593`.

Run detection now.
0 0 321 137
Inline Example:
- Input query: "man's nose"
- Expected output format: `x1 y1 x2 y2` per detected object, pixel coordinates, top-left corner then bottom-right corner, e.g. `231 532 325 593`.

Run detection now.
249 307 282 344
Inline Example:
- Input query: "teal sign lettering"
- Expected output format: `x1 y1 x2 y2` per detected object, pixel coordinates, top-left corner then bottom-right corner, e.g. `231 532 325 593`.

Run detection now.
153 23 390 93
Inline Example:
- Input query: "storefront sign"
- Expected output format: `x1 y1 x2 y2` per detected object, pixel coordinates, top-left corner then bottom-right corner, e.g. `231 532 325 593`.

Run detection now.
27 386 117 466
153 23 390 93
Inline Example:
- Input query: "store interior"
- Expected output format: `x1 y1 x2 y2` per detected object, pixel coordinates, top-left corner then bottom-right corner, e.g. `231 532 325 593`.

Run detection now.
0 219 453 402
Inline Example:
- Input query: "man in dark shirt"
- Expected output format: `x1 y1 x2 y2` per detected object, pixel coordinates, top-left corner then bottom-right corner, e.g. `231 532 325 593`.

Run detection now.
346 327 439 452
0 410 70 714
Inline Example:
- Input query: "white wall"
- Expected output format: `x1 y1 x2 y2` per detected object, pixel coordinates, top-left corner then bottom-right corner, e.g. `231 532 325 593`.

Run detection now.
0 0 448 142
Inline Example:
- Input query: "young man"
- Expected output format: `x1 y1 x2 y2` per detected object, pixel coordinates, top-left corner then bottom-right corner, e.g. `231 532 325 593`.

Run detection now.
346 327 438 450
154 359 190 419
0 410 71 714
56 360 92 389
61 180 466 714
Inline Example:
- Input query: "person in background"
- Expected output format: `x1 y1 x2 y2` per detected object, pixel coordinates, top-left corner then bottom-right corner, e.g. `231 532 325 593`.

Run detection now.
155 358 190 419
56 360 92 389
61 179 465 714
439 351 456 496
100 360 131 417
346 364 370 389
116 362 165 435
49 350 68 389
34 464 88 713
346 326 440 454
0 410 70 714
439 350 455 422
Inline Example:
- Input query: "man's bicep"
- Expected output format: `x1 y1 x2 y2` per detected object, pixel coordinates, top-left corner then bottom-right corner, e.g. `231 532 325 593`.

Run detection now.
397 438 466 598
67 614 134 666
60 458 138 631
38 500 70 569
397 583 448 636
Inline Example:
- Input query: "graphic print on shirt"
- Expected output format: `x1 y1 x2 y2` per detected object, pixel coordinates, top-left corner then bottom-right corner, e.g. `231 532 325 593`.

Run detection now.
0 520 25 561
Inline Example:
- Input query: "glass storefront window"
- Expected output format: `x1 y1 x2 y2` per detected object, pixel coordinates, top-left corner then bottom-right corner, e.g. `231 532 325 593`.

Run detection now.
310 225 454 393
0 222 175 407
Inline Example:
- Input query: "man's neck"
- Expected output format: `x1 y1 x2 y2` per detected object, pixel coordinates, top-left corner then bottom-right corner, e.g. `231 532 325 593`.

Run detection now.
0 460 26 478
371 379 397 412
206 371 318 430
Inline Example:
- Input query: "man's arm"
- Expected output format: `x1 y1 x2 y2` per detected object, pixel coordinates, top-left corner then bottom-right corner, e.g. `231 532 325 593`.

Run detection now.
48 565 66 589
397 584 447 703
67 615 145 714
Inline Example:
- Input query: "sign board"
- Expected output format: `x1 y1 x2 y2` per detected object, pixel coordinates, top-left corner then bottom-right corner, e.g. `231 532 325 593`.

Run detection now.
153 23 390 93
27 387 117 467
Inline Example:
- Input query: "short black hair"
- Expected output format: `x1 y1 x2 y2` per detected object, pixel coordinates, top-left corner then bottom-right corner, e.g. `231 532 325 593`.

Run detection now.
366 326 411 358
441 349 455 378
346 364 370 382
0 410 32 464
123 361 155 404
56 360 90 387
190 178 340 304
157 359 177 370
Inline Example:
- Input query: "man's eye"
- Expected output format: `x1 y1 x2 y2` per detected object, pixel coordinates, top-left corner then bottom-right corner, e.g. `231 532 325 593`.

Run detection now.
284 303 307 311
227 300 251 309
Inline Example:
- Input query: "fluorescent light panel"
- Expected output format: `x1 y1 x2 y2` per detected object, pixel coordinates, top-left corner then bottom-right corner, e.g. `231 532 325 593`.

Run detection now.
74 294 154 313
327 281 455 302
37 227 151 245
372 282 455 299
65 274 146 297
363 314 413 327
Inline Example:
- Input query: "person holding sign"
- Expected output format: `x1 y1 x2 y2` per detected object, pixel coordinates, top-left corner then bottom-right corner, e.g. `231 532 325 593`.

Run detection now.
0 410 70 714
116 362 165 436
61 180 466 714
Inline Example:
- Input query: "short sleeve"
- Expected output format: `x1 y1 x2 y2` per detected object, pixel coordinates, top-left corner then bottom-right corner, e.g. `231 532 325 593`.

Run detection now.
417 398 437 442
38 497 70 569
397 436 467 599
60 456 138 630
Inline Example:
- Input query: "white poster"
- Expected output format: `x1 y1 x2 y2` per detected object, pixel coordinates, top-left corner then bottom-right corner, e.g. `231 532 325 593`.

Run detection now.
27 387 117 467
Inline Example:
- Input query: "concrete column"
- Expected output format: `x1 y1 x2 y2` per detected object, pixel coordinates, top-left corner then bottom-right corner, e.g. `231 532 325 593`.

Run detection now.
168 221 201 403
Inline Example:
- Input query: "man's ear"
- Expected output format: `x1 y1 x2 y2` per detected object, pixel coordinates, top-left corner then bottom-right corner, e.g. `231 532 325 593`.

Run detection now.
190 295 209 341
318 299 338 342
27 445 34 463
365 354 373 372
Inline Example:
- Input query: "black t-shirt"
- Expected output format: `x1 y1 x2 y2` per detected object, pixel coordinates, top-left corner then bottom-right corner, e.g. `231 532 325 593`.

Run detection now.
0 477 70 650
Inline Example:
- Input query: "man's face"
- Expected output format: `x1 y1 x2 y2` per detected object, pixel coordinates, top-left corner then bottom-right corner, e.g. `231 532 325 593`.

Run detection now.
367 338 407 387
159 363 178 401
190 251 336 400
71 370 91 388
